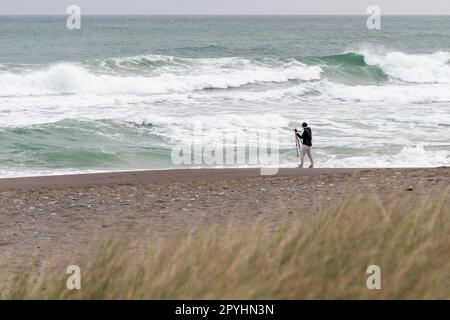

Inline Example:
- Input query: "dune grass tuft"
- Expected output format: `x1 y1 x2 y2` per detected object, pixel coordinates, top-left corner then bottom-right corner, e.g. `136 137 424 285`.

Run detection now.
2 192 449 299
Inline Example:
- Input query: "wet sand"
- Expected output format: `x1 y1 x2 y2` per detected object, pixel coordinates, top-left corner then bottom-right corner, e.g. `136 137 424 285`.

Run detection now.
0 167 449 280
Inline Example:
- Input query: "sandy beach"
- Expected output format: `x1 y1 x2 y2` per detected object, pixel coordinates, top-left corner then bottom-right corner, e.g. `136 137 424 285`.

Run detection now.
1 167 449 280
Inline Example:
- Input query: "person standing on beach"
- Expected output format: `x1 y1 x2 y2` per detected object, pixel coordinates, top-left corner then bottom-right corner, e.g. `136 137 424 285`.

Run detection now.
295 123 314 168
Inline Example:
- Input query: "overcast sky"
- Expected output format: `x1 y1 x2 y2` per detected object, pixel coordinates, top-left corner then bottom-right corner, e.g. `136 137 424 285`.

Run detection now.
1 0 450 15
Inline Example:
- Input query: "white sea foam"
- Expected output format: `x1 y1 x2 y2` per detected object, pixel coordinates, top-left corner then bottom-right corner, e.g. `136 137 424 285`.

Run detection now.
320 81 450 103
361 50 450 83
137 113 292 147
0 58 321 96
0 52 449 173
320 145 450 168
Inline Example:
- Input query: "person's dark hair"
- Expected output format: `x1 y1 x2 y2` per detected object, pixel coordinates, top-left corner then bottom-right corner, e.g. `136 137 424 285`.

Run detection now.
302 122 308 128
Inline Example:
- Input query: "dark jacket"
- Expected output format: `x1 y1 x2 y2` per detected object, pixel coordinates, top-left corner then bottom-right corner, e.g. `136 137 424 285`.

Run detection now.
296 127 312 147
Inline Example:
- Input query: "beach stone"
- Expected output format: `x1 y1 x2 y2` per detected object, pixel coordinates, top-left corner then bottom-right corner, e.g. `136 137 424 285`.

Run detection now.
407 186 414 191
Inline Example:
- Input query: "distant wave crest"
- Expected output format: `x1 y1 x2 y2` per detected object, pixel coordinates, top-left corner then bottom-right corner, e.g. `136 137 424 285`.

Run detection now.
0 50 449 101
0 56 322 96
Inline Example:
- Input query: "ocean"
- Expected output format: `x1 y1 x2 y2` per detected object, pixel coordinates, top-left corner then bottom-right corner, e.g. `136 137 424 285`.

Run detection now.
1 15 449 177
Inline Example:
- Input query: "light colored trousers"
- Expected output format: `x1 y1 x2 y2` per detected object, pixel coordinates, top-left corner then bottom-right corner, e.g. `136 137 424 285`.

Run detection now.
300 145 314 168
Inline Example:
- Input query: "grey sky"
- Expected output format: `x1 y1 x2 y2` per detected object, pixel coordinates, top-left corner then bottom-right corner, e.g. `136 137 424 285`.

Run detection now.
1 0 450 15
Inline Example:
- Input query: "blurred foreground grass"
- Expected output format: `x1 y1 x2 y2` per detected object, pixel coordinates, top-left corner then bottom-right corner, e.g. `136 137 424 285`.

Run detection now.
2 192 449 299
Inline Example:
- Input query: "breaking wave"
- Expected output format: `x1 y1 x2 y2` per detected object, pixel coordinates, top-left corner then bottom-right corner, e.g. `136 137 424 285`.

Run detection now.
1 50 449 99
0 57 322 96
1 49 449 174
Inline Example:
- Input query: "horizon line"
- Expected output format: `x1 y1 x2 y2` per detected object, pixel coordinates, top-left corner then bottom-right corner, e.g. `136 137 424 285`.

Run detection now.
1 13 450 16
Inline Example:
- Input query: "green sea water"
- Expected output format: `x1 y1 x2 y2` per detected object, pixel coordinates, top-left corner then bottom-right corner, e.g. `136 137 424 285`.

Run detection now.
0 16 449 176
